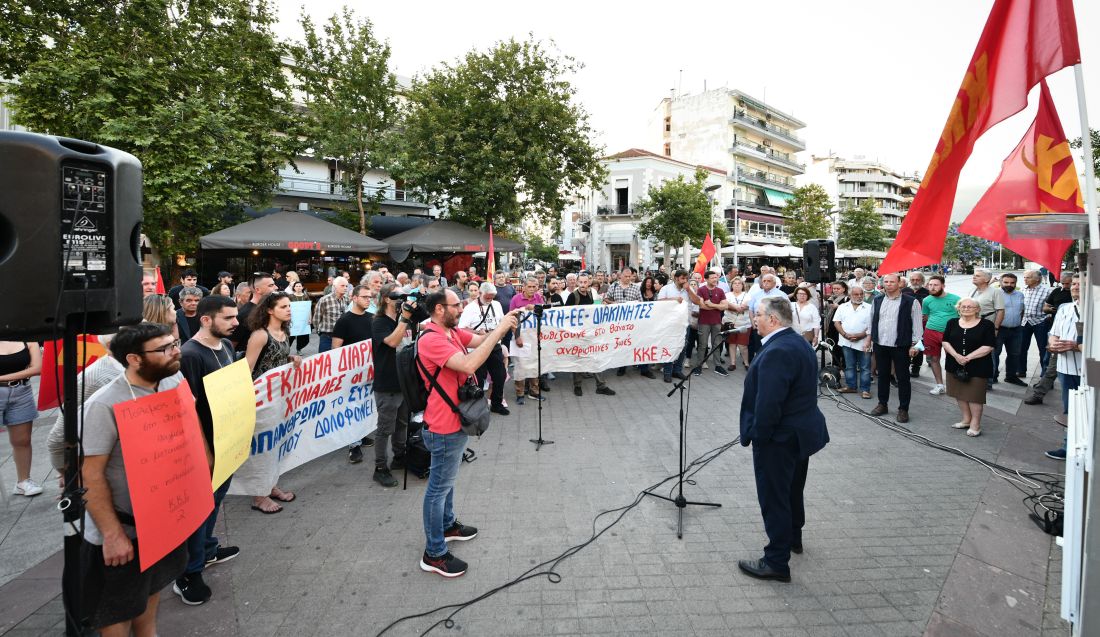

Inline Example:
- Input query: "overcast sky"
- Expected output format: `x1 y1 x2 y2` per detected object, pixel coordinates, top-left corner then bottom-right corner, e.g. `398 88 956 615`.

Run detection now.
272 0 1098 219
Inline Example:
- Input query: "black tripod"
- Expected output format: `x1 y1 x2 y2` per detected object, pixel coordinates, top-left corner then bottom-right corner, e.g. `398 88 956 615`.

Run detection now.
643 334 723 538
529 309 553 449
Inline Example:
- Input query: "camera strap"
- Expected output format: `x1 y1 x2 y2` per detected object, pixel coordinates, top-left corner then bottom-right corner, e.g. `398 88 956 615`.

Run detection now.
415 329 472 416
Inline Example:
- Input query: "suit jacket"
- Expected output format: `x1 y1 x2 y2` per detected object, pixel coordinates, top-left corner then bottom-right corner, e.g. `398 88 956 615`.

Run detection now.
740 327 829 459
176 308 195 342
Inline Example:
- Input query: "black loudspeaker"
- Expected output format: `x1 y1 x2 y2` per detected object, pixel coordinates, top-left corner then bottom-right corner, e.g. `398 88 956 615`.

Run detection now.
0 131 143 339
802 239 835 283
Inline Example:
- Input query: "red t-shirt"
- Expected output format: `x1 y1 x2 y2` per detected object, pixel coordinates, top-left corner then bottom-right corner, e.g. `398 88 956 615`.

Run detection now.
419 322 475 434
698 285 725 325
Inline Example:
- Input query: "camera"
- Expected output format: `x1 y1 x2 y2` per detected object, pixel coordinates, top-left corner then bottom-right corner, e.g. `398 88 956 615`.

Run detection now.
389 291 417 301
457 384 485 401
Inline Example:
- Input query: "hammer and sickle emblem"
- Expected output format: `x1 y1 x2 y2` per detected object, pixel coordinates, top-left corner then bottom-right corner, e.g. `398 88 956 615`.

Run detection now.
1021 134 1084 206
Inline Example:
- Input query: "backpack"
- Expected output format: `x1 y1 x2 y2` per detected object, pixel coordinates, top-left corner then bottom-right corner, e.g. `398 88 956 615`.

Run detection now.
396 330 439 413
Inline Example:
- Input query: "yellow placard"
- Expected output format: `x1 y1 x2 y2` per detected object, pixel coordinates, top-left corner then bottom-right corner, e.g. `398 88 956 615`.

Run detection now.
207 359 257 490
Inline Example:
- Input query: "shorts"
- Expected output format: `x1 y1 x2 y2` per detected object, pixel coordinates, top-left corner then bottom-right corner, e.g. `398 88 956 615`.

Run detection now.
0 383 36 426
923 328 945 358
726 330 750 346
81 539 186 628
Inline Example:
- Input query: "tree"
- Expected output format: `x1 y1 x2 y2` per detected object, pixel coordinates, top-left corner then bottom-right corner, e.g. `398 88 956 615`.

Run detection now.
837 198 885 250
944 223 994 271
294 8 399 235
399 37 606 232
3 0 299 258
1070 128 1099 185
524 233 559 265
784 184 833 246
636 169 728 263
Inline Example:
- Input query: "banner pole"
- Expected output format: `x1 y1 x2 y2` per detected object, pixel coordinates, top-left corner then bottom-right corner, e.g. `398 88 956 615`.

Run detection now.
1073 63 1099 246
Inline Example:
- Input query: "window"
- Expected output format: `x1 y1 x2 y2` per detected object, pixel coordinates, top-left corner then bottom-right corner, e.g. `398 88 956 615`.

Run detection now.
664 116 671 132
663 143 671 156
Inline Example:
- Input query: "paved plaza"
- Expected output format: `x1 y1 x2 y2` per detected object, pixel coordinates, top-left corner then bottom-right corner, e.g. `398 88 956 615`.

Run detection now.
0 276 1076 636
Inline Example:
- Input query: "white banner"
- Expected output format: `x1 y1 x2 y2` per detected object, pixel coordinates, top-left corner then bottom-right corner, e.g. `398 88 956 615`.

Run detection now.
229 341 377 496
513 300 689 375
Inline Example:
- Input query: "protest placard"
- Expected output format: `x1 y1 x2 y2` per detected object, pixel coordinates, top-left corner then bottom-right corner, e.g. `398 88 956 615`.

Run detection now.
290 301 311 337
229 340 377 496
513 300 689 375
114 379 214 572
206 359 256 490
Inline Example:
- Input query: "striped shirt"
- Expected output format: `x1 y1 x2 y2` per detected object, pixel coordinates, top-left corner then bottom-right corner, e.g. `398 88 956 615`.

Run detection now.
1050 300 1082 376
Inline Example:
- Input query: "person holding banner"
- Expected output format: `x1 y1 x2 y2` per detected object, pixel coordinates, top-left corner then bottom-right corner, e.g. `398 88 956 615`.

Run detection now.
605 266 655 379
79 323 187 635
459 282 512 414
245 291 301 513
508 277 547 404
417 290 520 578
175 296 242 605
335 284 380 467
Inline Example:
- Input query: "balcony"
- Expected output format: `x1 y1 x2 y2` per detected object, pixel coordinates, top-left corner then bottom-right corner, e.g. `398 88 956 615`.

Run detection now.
597 204 636 215
729 198 785 215
730 167 796 192
729 110 806 150
730 139 806 173
277 175 428 207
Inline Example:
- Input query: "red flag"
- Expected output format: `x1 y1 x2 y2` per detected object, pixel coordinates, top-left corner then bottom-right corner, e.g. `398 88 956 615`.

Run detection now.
694 234 716 276
487 225 496 280
880 0 1080 274
37 335 107 410
581 254 587 271
154 266 166 294
959 81 1083 277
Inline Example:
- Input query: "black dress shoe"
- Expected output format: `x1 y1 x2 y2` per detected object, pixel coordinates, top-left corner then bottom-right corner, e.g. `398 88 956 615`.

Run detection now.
640 369 656 379
1023 396 1043 405
616 368 626 377
573 386 582 397
1005 377 1027 387
737 559 791 583
490 404 510 416
791 543 803 554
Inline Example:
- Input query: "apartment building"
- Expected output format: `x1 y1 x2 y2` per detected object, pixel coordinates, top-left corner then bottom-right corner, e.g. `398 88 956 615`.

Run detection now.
566 149 726 271
651 88 807 248
804 154 919 239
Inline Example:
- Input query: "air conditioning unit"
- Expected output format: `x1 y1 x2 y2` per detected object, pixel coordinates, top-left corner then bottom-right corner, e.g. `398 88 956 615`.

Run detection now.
298 202 309 211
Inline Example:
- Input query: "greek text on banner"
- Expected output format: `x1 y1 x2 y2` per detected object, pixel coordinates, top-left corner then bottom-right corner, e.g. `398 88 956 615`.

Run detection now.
228 341 377 497
513 300 688 375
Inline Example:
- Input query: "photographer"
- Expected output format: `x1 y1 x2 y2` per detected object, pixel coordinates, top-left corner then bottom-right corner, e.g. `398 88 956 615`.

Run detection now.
417 290 520 578
458 282 510 415
367 283 416 487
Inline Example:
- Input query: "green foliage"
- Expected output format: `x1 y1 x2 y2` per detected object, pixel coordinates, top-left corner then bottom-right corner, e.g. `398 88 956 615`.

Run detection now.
837 198 885 250
294 9 399 235
783 184 833 246
3 0 300 257
636 168 728 252
1069 128 1099 184
399 37 606 231
525 233 560 264
944 223 994 267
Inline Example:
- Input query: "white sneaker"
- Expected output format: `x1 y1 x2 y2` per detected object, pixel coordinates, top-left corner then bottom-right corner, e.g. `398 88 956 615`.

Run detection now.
13 479 43 497
929 384 946 395
702 362 709 369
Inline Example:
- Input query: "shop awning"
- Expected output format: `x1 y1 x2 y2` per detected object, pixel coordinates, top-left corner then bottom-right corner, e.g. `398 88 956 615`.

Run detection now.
763 188 795 207
199 211 389 253
383 220 524 262
601 223 635 244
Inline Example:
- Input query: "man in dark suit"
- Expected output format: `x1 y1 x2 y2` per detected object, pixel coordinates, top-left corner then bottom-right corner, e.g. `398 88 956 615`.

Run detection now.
739 296 830 582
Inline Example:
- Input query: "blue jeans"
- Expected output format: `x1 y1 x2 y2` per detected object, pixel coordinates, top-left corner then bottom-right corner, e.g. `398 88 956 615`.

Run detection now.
1059 372 1081 415
1020 320 1051 371
184 477 232 574
421 429 468 558
318 333 333 353
993 326 1023 379
842 347 872 392
663 326 692 376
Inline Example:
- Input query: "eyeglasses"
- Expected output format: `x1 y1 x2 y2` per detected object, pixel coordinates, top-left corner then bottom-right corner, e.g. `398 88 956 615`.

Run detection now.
441 303 461 308
144 340 181 355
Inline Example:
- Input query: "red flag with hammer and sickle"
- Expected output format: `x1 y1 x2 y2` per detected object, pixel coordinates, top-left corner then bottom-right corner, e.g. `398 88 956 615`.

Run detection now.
959 80 1084 276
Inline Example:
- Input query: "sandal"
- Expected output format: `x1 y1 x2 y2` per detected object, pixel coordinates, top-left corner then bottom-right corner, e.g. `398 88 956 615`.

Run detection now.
966 428 982 437
251 497 283 514
270 487 296 503
952 422 970 429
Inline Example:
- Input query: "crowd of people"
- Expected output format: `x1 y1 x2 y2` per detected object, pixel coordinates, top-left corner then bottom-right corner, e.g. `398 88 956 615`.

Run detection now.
0 258 1082 633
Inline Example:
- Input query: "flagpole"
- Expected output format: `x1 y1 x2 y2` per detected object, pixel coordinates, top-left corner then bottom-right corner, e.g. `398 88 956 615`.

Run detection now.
1074 64 1099 245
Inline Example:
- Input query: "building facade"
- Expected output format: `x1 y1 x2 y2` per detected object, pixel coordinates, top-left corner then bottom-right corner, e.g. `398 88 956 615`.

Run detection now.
565 149 726 272
651 88 807 249
803 154 919 240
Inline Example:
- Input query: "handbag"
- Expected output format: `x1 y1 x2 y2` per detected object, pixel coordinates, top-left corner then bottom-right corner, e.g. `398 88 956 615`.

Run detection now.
953 367 970 382
417 357 491 437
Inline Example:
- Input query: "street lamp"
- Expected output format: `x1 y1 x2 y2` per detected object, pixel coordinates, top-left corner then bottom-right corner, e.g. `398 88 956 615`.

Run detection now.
705 183 721 269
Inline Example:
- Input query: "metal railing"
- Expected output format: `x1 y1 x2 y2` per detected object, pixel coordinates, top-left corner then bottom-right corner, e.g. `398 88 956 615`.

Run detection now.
734 167 796 190
729 110 805 146
597 204 634 215
730 198 784 213
730 140 806 172
277 174 426 204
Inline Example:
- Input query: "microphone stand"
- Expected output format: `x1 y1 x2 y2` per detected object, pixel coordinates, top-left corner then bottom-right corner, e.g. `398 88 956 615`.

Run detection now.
643 333 725 538
529 308 553 449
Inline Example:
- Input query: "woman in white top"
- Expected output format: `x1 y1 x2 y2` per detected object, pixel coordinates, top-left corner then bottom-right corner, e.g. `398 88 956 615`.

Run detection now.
791 287 821 346
723 277 752 370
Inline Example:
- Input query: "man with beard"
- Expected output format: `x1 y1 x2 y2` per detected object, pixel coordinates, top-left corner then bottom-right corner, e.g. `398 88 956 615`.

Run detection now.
175 296 241 605
417 290 519 577
995 273 1027 386
920 275 960 396
232 272 276 352
80 324 188 635
902 271 930 377
565 274 616 396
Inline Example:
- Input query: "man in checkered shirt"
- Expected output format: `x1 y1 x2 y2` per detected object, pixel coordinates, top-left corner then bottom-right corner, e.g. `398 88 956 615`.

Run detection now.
312 276 349 352
603 266 655 379
1019 269 1052 374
